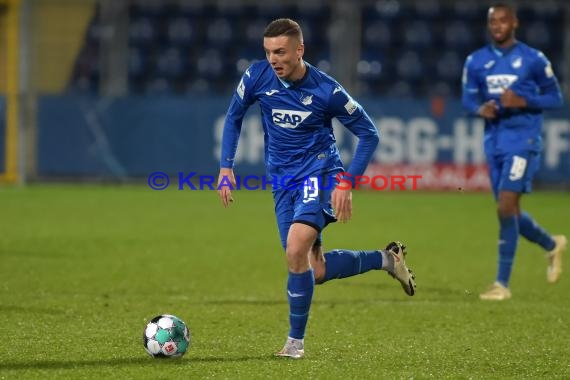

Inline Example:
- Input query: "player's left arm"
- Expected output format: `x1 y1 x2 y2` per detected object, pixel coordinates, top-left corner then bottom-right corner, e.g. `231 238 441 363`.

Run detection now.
330 87 380 182
525 53 564 109
329 86 380 221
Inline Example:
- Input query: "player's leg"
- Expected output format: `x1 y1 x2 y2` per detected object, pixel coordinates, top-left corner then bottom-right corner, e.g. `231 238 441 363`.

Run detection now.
305 175 415 295
275 222 318 359
273 188 313 359
481 152 534 300
496 190 521 284
514 153 566 282
480 189 519 301
310 241 416 295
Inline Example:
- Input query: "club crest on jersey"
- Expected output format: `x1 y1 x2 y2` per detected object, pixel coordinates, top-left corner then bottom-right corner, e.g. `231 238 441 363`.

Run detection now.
486 74 518 94
300 94 313 105
511 56 522 69
272 109 312 129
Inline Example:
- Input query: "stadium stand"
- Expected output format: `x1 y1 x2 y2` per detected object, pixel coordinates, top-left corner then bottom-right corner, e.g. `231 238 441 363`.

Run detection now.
70 0 566 98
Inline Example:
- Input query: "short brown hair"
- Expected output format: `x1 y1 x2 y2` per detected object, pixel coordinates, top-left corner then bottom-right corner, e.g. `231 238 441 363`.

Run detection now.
263 18 303 42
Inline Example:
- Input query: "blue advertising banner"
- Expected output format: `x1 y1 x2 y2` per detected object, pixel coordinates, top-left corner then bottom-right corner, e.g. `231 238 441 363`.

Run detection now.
37 96 570 187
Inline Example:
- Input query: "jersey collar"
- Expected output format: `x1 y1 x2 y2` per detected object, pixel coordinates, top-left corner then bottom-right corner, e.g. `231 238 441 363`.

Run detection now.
490 40 518 57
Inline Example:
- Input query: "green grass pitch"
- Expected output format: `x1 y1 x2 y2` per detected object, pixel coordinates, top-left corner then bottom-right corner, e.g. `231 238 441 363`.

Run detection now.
0 185 569 379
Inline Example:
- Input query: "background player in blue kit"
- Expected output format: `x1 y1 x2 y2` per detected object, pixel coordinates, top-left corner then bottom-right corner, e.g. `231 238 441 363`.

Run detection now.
217 18 416 358
462 3 567 301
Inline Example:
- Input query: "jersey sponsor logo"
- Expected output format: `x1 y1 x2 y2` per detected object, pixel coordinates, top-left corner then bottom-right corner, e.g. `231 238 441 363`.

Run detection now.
272 109 312 128
486 74 518 94
265 89 279 96
333 86 342 94
237 78 245 99
484 60 495 69
245 69 251 78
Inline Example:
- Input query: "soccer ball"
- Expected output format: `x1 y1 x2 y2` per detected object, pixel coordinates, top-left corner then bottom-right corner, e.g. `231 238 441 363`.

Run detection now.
143 314 191 358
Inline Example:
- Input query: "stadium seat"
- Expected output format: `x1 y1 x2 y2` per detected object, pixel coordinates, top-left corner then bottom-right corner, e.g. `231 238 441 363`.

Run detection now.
522 21 552 51
395 50 424 81
155 47 185 79
128 17 156 47
412 0 441 21
436 50 463 81
451 0 483 21
362 20 392 49
166 16 195 47
205 17 234 47
444 20 473 49
196 49 224 80
130 0 167 18
403 20 433 50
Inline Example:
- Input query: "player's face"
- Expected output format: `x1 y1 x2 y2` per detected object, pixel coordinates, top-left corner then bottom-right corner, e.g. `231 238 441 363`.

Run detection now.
487 7 517 46
263 35 305 81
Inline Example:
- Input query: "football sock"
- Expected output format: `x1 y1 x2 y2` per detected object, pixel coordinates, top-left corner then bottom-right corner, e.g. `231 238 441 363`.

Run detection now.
287 269 314 340
320 249 382 283
518 211 556 251
497 215 519 287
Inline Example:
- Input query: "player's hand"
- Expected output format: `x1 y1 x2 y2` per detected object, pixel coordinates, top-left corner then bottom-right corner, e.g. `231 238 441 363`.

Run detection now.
500 88 527 108
331 187 352 223
477 100 498 119
217 168 236 208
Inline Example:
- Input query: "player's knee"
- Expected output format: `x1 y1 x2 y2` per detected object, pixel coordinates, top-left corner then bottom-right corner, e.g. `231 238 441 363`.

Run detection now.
285 247 306 262
497 202 517 218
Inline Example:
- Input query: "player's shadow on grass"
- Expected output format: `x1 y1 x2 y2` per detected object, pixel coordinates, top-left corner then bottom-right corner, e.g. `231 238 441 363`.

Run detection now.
0 355 272 371
337 281 471 300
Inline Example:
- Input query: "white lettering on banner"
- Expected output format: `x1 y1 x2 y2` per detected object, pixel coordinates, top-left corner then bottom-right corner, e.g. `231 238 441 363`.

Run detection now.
408 118 437 163
374 117 486 165
375 117 405 164
453 119 485 164
544 120 570 168
213 115 568 173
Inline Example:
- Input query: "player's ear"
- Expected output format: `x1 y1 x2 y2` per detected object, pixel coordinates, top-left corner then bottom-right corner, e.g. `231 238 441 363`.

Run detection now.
297 43 304 61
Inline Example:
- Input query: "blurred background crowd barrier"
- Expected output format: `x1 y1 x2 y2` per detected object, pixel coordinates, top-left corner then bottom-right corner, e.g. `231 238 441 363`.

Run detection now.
0 0 569 189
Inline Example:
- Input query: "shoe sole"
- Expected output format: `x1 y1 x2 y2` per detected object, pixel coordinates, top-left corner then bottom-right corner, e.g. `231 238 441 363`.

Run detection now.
275 351 304 359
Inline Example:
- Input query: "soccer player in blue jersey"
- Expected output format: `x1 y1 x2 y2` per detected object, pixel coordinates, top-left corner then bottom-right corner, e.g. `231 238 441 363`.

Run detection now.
216 18 416 357
462 3 567 301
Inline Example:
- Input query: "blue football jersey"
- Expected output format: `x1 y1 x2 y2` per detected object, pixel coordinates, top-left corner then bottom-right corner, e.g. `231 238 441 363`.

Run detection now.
462 41 563 154
220 60 379 183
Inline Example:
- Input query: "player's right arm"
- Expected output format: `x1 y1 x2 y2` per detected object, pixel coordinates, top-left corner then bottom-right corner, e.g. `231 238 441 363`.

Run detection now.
218 68 256 207
461 55 498 119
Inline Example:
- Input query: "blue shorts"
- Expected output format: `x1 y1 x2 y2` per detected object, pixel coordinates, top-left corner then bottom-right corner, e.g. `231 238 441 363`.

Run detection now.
487 151 541 199
273 175 338 249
